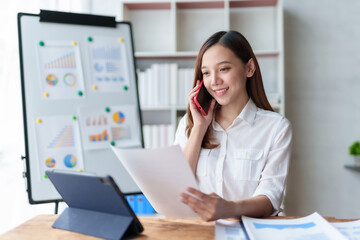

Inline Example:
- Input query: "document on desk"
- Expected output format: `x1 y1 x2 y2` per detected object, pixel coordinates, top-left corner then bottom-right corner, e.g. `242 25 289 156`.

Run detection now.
111 145 198 217
215 219 249 240
331 220 360 240
242 212 347 240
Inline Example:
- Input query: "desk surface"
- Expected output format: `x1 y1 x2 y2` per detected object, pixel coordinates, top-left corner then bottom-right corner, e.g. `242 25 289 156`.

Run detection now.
1 214 356 240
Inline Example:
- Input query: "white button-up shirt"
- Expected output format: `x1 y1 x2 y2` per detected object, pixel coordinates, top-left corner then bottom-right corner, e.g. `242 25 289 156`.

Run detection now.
174 99 292 215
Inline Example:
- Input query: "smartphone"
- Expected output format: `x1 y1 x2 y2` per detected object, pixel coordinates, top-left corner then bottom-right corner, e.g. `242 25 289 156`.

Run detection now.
193 80 213 116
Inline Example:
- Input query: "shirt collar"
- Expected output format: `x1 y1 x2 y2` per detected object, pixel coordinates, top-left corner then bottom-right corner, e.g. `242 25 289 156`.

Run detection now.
238 98 257 125
212 98 258 130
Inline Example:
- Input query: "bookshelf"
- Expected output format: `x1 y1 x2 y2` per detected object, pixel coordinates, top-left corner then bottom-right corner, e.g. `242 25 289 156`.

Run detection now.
118 0 285 148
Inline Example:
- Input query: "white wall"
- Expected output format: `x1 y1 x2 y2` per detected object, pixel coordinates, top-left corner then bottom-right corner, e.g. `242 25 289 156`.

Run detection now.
283 0 360 218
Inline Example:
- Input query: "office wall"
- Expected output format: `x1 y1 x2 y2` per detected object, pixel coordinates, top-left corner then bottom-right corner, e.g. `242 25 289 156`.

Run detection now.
283 0 360 218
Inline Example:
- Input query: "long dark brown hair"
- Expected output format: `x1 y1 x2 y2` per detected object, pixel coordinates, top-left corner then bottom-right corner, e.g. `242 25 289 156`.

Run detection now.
185 31 273 149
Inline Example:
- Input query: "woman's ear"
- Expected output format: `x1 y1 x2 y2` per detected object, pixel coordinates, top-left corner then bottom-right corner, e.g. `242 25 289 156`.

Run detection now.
246 58 256 78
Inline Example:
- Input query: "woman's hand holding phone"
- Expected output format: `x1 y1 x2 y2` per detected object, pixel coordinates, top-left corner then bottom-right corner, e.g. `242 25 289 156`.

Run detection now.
188 80 216 130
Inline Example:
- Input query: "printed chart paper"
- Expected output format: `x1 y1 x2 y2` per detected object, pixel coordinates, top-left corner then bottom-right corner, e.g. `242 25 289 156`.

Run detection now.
111 145 198 217
37 40 85 99
332 220 360 240
242 212 347 240
79 105 141 150
34 115 84 180
215 219 249 240
88 36 130 92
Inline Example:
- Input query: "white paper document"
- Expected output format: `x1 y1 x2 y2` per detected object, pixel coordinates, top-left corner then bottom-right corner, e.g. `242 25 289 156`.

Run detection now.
111 145 198 217
242 212 347 240
332 220 360 240
215 219 249 240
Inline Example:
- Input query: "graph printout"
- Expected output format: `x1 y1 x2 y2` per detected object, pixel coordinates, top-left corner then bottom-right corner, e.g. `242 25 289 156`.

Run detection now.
242 212 347 240
215 219 249 240
332 220 360 240
79 105 141 150
37 40 85 99
34 115 84 180
88 36 130 92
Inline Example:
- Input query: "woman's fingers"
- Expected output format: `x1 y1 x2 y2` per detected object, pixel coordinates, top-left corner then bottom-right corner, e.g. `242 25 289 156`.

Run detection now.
186 187 207 200
188 80 200 97
181 192 208 214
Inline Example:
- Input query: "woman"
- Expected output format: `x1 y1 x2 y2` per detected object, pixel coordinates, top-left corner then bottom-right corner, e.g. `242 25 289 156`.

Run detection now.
175 31 292 221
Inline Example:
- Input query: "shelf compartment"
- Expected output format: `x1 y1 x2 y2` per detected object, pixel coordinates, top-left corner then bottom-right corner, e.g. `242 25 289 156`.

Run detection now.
123 2 173 52
230 6 278 51
257 55 279 94
176 2 225 52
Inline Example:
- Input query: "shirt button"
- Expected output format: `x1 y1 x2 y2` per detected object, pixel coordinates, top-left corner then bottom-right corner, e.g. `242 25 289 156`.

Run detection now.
217 178 222 183
220 154 224 158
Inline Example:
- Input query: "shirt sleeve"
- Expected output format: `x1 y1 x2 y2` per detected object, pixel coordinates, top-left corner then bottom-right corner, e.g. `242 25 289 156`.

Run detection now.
252 117 293 216
173 115 188 149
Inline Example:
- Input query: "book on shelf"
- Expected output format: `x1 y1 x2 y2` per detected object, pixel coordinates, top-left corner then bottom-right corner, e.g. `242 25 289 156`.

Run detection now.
137 63 194 108
142 124 175 149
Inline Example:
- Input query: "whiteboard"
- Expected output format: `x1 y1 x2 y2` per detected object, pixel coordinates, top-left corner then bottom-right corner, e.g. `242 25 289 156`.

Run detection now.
18 10 143 203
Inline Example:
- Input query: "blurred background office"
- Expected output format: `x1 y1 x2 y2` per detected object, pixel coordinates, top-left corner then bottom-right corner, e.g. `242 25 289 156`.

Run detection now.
0 0 359 234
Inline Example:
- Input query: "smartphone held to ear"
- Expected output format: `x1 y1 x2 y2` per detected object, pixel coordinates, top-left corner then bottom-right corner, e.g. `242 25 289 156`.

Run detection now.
193 80 213 116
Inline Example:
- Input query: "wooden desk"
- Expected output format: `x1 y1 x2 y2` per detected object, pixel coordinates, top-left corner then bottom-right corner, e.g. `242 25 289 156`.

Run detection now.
0 215 356 240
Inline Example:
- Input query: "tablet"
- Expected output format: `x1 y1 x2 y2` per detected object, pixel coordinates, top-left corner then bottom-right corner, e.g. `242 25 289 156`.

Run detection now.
46 170 143 239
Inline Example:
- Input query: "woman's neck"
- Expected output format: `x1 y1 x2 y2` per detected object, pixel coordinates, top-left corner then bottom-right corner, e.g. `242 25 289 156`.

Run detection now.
215 96 250 130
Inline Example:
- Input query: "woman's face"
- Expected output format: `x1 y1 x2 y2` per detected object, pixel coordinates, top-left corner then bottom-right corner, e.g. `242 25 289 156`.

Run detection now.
201 44 254 108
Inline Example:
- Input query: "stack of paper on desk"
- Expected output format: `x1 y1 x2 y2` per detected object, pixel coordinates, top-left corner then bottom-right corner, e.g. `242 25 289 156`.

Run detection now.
216 212 359 240
111 145 198 217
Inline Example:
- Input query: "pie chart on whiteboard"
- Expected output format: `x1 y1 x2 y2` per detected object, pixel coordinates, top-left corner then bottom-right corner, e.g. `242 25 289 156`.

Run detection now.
64 154 77 168
113 111 125 124
46 74 59 86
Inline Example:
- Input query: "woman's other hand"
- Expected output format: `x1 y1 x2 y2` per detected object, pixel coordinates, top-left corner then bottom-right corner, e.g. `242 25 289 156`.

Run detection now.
180 187 235 221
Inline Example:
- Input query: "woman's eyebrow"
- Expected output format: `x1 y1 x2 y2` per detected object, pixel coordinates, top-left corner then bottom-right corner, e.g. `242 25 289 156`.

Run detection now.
201 61 232 69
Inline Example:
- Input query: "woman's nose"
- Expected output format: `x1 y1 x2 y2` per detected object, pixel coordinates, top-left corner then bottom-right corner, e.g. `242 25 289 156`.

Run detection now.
211 72 222 86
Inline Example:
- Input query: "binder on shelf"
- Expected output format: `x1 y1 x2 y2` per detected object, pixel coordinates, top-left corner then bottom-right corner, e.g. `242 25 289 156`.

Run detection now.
125 194 155 215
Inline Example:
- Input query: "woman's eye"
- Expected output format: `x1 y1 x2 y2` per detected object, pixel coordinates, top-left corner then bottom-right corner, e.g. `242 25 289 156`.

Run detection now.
220 67 230 72
202 72 209 76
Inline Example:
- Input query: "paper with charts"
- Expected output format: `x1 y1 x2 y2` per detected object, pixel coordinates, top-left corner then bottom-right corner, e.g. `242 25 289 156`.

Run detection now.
79 105 141 150
331 219 360 240
34 115 84 180
37 40 85 99
111 145 198 217
215 219 249 240
88 36 130 92
241 212 347 240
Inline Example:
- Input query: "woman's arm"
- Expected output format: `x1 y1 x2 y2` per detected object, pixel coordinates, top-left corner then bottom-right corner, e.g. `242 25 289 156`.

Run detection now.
181 188 273 221
183 126 207 175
